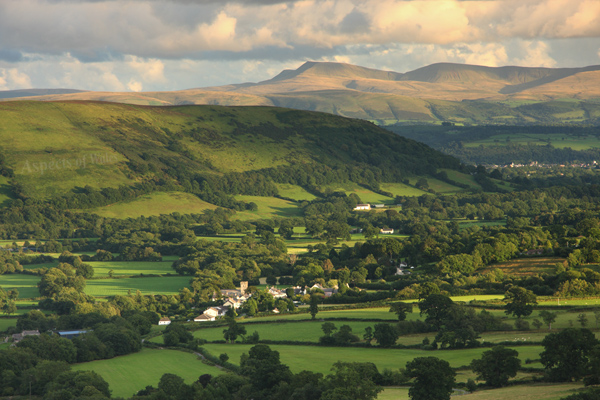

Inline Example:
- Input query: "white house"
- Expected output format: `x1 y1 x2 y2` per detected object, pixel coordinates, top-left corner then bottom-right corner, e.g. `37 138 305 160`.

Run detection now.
380 228 394 234
158 317 171 326
268 287 287 299
353 204 371 211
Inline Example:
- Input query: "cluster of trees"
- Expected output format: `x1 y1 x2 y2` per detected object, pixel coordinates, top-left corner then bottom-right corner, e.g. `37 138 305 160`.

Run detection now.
0 286 18 315
13 311 153 368
0 355 110 399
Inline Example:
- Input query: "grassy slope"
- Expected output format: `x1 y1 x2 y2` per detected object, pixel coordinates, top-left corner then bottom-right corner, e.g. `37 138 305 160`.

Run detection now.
232 195 304 220
0 102 461 207
87 192 217 219
72 348 224 398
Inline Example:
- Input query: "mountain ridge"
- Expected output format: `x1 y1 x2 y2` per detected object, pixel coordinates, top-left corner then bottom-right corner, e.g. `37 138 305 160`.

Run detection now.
4 61 600 124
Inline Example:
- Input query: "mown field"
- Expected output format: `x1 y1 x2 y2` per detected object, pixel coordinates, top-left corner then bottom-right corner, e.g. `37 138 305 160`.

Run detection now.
87 260 176 277
201 343 542 376
72 348 224 398
1 274 41 298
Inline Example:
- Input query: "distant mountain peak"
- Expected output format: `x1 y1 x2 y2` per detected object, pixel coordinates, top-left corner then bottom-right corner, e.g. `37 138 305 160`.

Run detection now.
266 61 404 82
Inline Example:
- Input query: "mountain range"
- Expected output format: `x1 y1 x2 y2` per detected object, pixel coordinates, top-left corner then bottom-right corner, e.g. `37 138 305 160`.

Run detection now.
3 62 600 124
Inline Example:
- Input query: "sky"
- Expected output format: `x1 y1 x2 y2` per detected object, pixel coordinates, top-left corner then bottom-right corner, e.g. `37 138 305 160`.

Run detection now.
1 0 600 92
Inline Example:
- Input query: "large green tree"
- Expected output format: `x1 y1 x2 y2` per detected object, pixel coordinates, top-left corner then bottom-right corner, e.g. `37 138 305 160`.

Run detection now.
504 286 537 318
541 328 599 381
373 323 399 347
406 357 455 400
470 346 521 387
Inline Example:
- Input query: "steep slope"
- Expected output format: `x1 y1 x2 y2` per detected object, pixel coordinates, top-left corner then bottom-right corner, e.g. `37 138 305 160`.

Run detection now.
0 101 462 205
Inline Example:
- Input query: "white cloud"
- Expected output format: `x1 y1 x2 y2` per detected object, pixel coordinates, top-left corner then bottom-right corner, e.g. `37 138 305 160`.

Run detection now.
0 68 32 90
127 79 143 92
513 41 557 68
126 56 166 83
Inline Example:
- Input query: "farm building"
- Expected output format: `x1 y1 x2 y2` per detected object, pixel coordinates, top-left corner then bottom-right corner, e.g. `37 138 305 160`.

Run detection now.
353 204 371 211
57 330 89 339
158 317 171 325
380 228 394 234
11 330 40 343
194 314 215 322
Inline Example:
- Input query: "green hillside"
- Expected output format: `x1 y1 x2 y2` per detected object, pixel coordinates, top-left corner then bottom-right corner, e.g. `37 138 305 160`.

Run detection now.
0 101 463 214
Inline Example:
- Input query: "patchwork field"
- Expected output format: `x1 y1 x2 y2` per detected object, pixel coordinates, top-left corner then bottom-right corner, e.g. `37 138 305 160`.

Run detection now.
84 276 192 297
88 191 217 219
72 348 224 398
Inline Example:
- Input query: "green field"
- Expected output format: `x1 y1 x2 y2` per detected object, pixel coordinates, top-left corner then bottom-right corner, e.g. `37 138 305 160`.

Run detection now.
201 343 542 375
233 195 303 220
88 192 218 219
1 274 41 299
320 182 394 204
275 184 317 201
379 182 427 197
0 318 17 331
72 348 224 398
87 261 175 277
84 276 191 297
